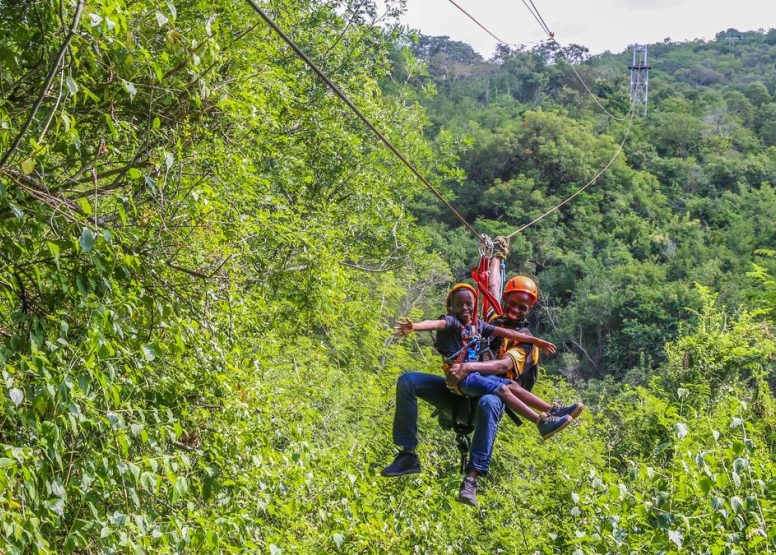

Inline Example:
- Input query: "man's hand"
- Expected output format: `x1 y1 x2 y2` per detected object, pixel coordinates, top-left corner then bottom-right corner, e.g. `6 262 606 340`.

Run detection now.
533 337 557 355
446 363 471 389
393 318 414 336
493 235 510 258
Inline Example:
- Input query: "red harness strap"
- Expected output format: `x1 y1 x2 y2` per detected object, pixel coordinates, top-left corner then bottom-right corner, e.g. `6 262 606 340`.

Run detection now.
471 256 503 318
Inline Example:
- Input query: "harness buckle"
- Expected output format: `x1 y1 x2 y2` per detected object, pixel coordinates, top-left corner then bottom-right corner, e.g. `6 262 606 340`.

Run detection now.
478 234 495 258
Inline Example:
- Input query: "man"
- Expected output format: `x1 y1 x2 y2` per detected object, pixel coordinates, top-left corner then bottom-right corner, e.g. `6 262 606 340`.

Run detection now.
381 275 583 506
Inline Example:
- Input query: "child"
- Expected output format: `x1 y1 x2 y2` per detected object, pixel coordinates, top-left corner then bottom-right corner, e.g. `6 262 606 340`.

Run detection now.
395 283 582 440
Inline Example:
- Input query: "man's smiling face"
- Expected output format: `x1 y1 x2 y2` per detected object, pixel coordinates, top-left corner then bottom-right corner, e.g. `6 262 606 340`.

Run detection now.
502 291 534 321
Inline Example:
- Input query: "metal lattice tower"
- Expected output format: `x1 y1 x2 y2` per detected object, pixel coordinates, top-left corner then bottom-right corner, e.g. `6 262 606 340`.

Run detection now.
629 44 651 116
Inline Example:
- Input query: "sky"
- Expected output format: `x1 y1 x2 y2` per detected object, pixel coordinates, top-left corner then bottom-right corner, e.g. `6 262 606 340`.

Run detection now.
388 0 772 58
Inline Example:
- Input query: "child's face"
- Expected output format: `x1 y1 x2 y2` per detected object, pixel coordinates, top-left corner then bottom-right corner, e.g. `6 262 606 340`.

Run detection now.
503 291 534 321
451 290 475 324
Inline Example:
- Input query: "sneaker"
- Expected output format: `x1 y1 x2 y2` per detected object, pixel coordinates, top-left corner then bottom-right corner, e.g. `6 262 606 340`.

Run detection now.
536 413 573 440
548 402 585 420
380 451 421 477
457 476 478 506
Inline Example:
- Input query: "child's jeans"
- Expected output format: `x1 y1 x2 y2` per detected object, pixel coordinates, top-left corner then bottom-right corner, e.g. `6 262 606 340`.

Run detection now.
458 372 512 398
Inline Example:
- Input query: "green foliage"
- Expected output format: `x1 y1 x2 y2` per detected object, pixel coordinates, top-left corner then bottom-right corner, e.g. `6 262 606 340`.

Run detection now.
0 0 447 551
1 2 776 553
665 284 776 400
567 391 776 554
748 249 776 321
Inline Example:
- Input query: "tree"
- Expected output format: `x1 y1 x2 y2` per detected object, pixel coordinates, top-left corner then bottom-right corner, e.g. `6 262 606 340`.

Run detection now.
756 102 776 146
745 81 771 107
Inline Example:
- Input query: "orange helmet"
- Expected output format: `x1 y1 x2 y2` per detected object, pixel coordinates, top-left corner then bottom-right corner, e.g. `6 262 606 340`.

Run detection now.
446 283 477 313
503 276 538 306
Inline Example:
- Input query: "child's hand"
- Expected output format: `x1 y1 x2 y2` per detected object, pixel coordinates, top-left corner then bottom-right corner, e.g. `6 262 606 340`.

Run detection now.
394 318 414 336
533 338 557 355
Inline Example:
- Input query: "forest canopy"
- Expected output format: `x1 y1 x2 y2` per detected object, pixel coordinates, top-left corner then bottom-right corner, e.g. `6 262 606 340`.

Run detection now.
0 1 774 553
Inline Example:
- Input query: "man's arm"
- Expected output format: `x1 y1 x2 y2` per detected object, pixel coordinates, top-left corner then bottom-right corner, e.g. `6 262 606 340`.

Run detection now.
488 255 503 303
488 236 509 306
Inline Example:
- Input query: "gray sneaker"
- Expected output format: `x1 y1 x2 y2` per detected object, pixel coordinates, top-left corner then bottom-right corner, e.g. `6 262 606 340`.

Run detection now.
536 413 573 440
457 476 478 506
548 402 584 419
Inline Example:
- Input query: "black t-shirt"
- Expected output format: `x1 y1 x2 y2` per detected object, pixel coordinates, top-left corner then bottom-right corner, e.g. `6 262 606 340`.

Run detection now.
434 315 496 360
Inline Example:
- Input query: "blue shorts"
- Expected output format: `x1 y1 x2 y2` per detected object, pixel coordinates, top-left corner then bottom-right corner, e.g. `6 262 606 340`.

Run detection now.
458 372 512 398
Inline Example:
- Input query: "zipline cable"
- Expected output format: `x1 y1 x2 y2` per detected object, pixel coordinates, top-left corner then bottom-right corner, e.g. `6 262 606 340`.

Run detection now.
521 0 553 37
250 0 635 243
505 106 635 239
547 36 631 122
445 0 628 121
244 0 481 240
447 0 524 47
518 0 630 121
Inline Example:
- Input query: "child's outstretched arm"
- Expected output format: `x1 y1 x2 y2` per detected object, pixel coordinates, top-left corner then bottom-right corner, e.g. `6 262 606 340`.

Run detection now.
394 317 446 336
492 326 557 354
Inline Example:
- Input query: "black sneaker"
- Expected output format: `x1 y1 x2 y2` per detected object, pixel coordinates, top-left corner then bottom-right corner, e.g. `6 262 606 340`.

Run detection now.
536 413 573 440
548 402 585 419
457 476 478 506
380 452 421 477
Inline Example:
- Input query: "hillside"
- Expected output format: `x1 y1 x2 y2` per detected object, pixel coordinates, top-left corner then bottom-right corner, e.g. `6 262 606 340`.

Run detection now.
396 29 776 380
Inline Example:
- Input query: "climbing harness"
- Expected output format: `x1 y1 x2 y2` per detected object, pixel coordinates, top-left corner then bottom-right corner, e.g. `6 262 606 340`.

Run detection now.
463 325 480 363
471 252 504 318
444 335 482 368
442 246 523 474
455 434 470 474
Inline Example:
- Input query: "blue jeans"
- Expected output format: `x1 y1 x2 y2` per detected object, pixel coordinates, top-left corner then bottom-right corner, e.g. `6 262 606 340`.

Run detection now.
458 373 512 398
392 372 505 476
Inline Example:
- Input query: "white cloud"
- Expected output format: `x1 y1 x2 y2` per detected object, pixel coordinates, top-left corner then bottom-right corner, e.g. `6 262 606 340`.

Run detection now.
613 0 687 10
385 0 774 57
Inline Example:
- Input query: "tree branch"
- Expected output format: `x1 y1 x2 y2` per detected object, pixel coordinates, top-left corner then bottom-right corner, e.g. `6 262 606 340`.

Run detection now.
0 169 85 223
166 263 210 280
172 440 196 452
2 58 45 102
339 260 404 273
0 0 85 172
565 337 598 370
